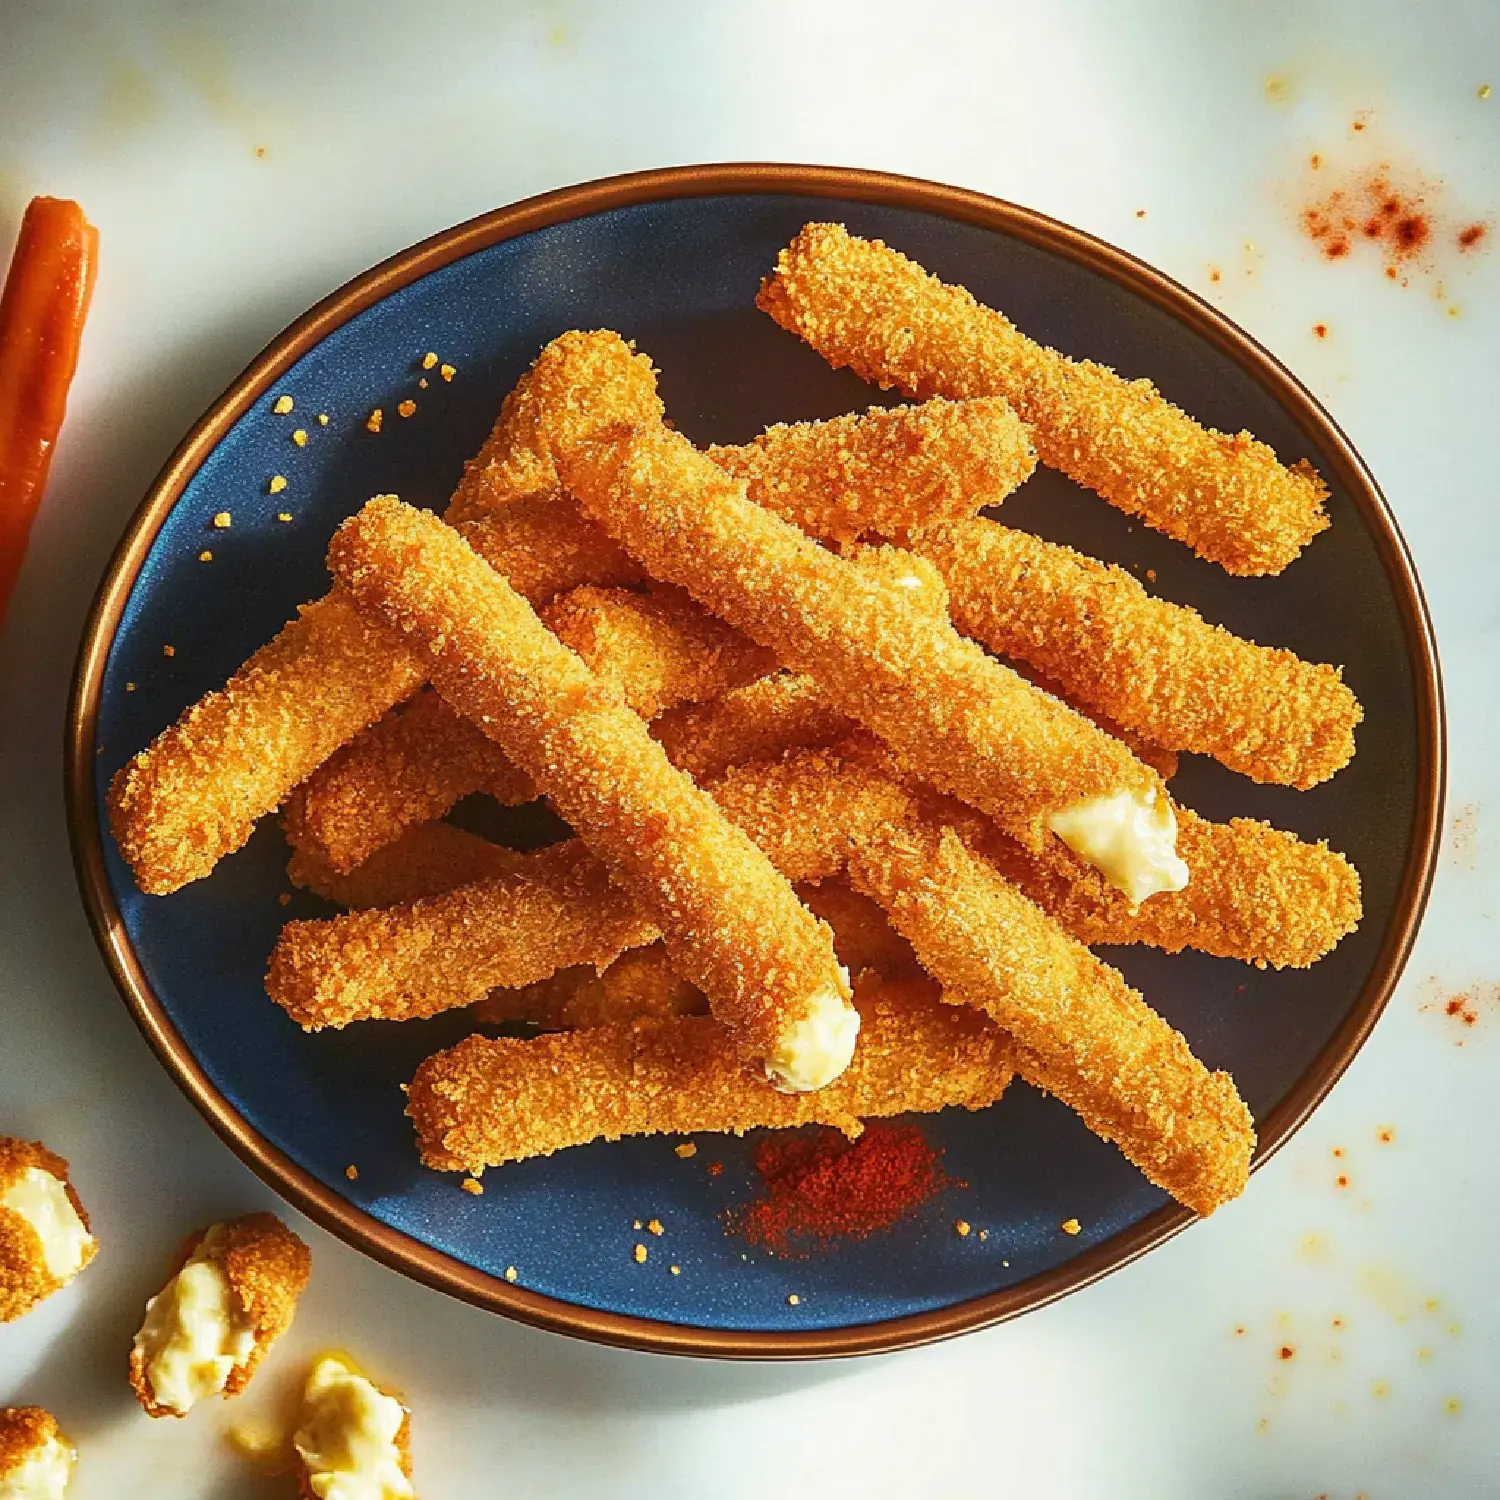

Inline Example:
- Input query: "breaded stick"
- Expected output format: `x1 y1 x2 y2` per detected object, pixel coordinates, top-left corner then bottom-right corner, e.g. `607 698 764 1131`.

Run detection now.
0 1406 75 1496
0 1137 97 1323
797 878 920 979
269 840 658 1029
293 1354 413 1500
708 396 1034 543
846 821 1254 1216
284 581 772 873
653 672 854 783
410 975 1015 1173
325 496 855 1090
287 819 527 909
560 418 1187 903
759 222 1329 576
915 519 1361 787
108 331 660 895
129 1213 310 1418
471 942 708 1029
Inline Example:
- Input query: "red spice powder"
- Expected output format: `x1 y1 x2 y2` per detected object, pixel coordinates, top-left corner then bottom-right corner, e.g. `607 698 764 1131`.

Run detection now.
1300 165 1436 274
1458 223 1488 251
729 1122 946 1257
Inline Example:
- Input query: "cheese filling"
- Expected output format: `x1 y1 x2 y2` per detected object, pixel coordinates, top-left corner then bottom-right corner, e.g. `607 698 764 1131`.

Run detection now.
133 1230 256 1415
293 1355 412 1500
764 976 860 1094
0 1432 75 1500
1047 786 1190 906
0 1170 93 1283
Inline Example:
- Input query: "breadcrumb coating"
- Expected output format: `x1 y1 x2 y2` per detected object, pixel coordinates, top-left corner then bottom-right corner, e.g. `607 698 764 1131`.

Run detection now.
323 496 849 1071
110 332 657 896
653 672 854 783
758 223 1329 576
129 1212 311 1418
0 1406 68 1479
283 688 537 874
108 588 425 895
472 942 708 1029
917 518 1361 787
409 975 1016 1173
287 820 527 909
458 492 643 602
707 395 1034 543
797 878 920 979
846 821 1254 1215
559 419 1163 856
268 841 658 1029
0 1137 96 1323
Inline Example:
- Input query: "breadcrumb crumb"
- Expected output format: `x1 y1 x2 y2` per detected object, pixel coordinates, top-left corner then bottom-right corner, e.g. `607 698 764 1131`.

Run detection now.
213 511 232 529
504 1266 517 1282
162 644 175 658
397 400 416 418
633 1244 648 1263
272 395 294 414
461 1177 483 1195
675 1143 697 1158
440 364 456 381
277 513 293 523
1061 1217 1082 1235
199 550 213 562
269 474 287 494
647 1218 664 1236
670 1265 681 1275
292 429 308 447
422 352 438 369
344 1164 358 1180
317 413 329 426
278 893 291 907
955 1220 972 1237
366 408 383 433
787 1294 801 1305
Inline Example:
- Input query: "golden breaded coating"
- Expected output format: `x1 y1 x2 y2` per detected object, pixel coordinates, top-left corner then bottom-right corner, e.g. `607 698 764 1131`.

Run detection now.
559 418 1164 859
109 332 659 897
653 672 854 783
846 821 1254 1215
472 942 708 1029
446 328 664 523
983 806 1362 970
759 223 1329 576
457 491 643 602
287 820 527 909
917 518 1361 787
409 975 1016 1173
324 497 853 1077
282 688 538 874
708 395 1035 543
108 588 426 895
0 1137 97 1323
796 878 920 979
542 582 776 719
129 1212 311 1418
0 1406 71 1482
268 841 658 1029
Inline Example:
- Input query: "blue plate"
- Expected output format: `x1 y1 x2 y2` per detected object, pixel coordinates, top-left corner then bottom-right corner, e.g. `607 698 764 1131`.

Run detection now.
68 166 1443 1357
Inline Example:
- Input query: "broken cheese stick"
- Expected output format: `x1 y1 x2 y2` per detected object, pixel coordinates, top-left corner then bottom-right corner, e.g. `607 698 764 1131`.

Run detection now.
560 415 1186 903
914 519 1361 788
845 821 1254 1216
758 222 1329 575
409 975 1016 1173
325 495 856 1091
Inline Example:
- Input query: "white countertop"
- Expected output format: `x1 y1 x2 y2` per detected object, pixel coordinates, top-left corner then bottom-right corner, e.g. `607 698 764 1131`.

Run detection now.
1 2 1496 1495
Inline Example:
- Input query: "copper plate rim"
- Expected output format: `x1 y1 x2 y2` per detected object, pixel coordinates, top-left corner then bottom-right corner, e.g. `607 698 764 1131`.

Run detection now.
65 162 1445 1361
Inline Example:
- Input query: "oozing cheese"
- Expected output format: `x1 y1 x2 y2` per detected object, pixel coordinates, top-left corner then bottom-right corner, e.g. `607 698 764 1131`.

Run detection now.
1047 786 1190 905
0 1431 75 1500
293 1355 412 1500
764 976 860 1093
0 1170 93 1283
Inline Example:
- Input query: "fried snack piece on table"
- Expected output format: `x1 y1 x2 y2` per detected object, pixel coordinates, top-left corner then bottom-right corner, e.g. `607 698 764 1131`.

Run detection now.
0 1405 75 1497
129 1213 310 1418
293 1354 413 1500
0 1137 97 1323
758 221 1329 575
324 495 855 1091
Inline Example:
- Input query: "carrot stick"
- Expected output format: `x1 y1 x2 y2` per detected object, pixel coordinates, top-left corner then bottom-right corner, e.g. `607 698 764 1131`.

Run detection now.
0 196 98 624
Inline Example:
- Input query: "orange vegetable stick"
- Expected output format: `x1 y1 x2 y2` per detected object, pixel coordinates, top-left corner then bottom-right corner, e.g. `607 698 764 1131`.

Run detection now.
0 197 98 624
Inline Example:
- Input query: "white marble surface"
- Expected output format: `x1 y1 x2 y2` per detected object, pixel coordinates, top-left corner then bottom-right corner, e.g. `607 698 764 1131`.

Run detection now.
1 2 1496 1495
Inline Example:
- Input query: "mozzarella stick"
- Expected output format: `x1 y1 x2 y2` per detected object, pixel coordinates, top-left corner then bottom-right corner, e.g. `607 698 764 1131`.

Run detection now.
325 496 856 1090
846 821 1254 1216
915 519 1361 787
410 975 1016 1173
798 878 920 979
759 222 1329 576
1 1137 98 1322
560 418 1187 903
108 331 660 895
471 942 707 1029
287 819 527 909
708 396 1034 542
284 582 773 872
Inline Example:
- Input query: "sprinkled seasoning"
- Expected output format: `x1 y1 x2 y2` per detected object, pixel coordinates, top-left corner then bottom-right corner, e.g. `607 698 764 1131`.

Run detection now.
366 408 384 433
397 399 417 418
269 474 287 494
272 394 294 414
125 681 136 692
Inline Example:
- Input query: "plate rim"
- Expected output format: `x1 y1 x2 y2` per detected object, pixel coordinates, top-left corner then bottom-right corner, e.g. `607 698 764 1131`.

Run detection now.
64 161 1446 1360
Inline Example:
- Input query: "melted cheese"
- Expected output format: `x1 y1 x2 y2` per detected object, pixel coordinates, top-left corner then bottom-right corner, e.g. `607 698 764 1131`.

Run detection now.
1047 786 1190 905
133 1230 256 1414
294 1356 412 1500
0 1170 93 1283
764 976 860 1093
0 1432 74 1500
